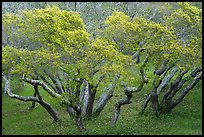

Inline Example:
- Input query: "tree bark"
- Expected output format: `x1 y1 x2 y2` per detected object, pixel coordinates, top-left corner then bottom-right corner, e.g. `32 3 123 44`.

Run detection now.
93 93 112 117
141 66 178 113
39 74 58 93
154 60 168 75
82 80 96 117
161 69 188 106
22 76 61 98
82 80 90 115
85 86 96 117
143 66 202 114
30 91 37 109
110 90 132 127
164 67 201 107
44 69 64 94
150 92 159 114
38 100 59 122
93 75 120 117
166 72 202 112
156 67 178 95
74 105 86 131
110 54 148 127
66 106 75 117
141 94 151 113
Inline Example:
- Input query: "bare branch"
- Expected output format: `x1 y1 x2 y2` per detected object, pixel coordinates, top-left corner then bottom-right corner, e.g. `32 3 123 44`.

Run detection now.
167 72 202 111
110 54 149 126
154 60 169 76
3 74 40 102
93 74 120 117
156 67 178 95
22 76 61 98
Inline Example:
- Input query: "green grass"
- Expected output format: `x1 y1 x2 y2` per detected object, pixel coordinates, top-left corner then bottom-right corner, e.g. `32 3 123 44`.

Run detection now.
2 80 202 135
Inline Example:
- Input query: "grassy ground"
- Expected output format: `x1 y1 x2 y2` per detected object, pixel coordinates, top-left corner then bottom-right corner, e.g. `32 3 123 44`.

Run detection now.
2 80 202 135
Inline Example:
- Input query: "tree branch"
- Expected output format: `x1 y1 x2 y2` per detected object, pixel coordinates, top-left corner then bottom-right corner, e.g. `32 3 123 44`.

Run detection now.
3 74 40 102
166 67 202 104
22 75 61 98
167 71 202 111
156 67 178 95
110 89 132 127
44 69 64 94
161 69 188 105
111 54 149 127
92 74 120 117
3 73 59 122
154 60 169 76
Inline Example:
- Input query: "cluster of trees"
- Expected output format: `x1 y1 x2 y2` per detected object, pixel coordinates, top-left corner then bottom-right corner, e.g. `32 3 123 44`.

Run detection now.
2 2 202 131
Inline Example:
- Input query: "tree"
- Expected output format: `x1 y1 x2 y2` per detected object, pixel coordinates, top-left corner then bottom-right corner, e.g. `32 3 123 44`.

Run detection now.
98 2 201 126
140 2 202 115
2 6 132 131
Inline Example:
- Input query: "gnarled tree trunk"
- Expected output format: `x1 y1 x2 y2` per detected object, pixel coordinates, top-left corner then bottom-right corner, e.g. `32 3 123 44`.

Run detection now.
110 54 149 127
3 74 59 122
93 74 120 117
141 66 202 115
